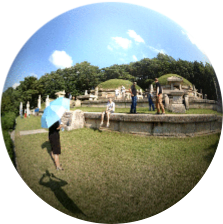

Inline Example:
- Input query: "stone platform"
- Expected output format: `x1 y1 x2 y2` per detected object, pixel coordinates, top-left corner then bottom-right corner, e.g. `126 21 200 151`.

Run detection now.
84 112 222 137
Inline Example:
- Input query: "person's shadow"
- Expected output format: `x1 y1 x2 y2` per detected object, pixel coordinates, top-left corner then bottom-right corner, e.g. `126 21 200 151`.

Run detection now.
41 141 55 164
39 170 86 218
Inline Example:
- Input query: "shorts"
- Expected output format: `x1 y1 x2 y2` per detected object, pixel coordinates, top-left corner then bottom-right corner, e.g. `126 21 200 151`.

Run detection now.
104 110 114 118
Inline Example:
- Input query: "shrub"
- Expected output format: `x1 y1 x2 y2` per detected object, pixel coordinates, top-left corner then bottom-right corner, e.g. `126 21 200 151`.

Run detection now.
2 130 14 165
1 112 16 131
1 112 16 166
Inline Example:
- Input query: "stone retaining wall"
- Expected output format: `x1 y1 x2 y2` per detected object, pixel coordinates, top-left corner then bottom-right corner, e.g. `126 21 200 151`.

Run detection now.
84 112 222 137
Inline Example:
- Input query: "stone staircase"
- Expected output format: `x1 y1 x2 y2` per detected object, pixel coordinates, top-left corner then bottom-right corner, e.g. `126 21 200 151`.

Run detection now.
61 110 85 131
61 112 73 128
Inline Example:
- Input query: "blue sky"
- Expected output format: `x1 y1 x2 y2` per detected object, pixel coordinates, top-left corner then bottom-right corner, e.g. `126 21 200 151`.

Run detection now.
4 2 209 91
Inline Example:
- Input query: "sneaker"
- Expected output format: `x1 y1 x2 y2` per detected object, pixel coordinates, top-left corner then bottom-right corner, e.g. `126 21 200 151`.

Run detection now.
106 123 110 128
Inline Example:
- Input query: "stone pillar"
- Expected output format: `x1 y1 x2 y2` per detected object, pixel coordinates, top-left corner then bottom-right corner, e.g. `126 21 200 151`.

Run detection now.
184 94 189 110
26 101 30 116
164 94 169 110
95 87 98 97
45 95 50 108
38 95 41 109
150 84 154 93
84 90 88 95
179 84 182 90
170 91 186 113
19 102 23 116
171 83 174 90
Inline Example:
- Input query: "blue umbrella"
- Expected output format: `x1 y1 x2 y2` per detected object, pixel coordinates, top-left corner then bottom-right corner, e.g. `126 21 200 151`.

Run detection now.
41 97 70 128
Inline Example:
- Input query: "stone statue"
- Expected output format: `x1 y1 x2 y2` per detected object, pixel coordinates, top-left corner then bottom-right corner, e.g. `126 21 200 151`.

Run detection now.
164 94 169 109
184 94 189 110
26 101 30 117
150 84 154 93
38 95 41 109
19 102 23 117
45 95 50 108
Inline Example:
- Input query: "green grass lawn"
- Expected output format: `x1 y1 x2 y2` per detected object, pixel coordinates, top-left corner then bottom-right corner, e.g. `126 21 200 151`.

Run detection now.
14 115 221 223
98 79 142 90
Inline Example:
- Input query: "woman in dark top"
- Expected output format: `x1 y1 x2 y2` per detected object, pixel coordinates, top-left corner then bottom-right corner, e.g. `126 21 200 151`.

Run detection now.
130 82 137 113
49 120 63 170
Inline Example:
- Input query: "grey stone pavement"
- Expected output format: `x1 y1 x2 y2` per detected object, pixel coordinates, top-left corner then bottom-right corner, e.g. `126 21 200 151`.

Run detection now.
19 129 48 136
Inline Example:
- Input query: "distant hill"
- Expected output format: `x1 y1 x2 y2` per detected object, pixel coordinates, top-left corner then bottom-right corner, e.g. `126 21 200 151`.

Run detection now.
153 74 193 86
97 79 142 90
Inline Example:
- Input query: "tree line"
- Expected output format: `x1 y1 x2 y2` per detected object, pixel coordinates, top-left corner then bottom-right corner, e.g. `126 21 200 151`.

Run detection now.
1 53 220 116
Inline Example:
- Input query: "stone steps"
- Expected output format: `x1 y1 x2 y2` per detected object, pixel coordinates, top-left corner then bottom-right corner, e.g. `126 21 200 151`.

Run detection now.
61 112 73 126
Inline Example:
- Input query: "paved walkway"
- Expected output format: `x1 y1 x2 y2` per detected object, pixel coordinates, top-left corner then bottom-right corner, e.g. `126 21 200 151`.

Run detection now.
19 129 48 136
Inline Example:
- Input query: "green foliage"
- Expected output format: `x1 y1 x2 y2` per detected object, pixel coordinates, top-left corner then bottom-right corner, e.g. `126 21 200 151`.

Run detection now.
152 74 193 86
97 79 142 90
2 130 14 163
1 112 16 166
1 112 16 131
1 54 219 117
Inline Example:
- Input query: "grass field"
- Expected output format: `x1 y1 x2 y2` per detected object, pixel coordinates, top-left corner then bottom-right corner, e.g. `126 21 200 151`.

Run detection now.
14 114 221 223
97 79 141 90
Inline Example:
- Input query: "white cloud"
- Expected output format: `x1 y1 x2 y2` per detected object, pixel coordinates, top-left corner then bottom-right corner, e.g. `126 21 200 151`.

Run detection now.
49 50 73 68
133 55 138 61
181 30 206 54
111 37 132 50
148 46 166 54
12 83 20 89
127 30 145 43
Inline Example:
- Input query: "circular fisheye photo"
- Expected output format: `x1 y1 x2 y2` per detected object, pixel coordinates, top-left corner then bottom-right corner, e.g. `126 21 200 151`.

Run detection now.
1 2 222 224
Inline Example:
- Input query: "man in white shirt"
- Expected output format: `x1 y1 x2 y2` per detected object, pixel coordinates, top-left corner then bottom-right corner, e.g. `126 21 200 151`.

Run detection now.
121 85 125 99
100 98 115 128
115 88 119 99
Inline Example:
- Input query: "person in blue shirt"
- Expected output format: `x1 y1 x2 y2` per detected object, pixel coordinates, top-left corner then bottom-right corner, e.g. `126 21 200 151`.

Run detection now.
130 82 137 113
147 92 155 111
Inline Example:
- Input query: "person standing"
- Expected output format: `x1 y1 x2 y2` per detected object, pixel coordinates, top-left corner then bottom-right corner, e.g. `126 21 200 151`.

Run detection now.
121 85 126 99
115 88 119 99
130 81 137 113
20 108 23 118
49 120 63 170
155 78 165 115
24 109 27 118
147 92 155 111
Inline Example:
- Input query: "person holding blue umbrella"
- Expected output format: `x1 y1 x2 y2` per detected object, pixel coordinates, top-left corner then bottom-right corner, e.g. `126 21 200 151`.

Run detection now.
41 97 70 170
49 120 63 170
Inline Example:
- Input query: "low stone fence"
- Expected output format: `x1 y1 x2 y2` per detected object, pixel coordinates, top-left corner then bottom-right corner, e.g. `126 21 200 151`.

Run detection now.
84 112 222 137
188 99 217 110
81 99 149 108
80 98 218 110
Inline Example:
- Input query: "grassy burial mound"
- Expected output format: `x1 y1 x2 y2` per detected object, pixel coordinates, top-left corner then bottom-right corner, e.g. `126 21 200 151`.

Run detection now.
153 74 193 86
97 79 142 90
